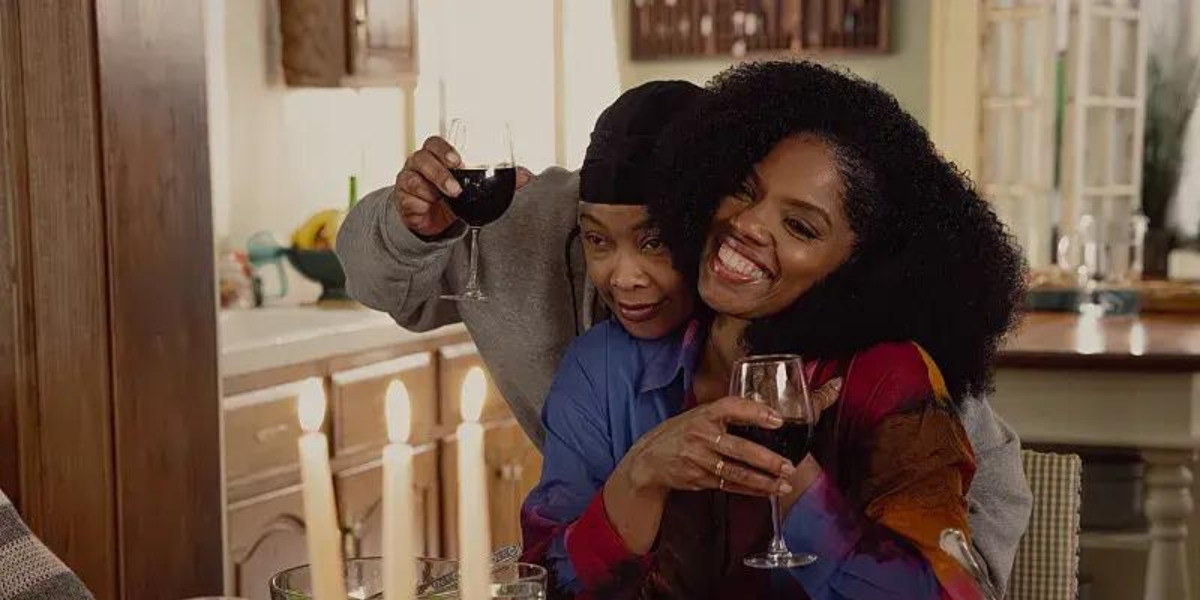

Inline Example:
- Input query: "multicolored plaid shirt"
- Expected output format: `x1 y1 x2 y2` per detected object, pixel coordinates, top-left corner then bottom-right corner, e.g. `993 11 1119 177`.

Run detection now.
0 489 94 600
521 319 984 600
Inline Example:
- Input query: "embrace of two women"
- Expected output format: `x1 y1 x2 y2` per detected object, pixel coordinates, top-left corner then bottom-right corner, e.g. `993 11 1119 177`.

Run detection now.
340 60 1031 600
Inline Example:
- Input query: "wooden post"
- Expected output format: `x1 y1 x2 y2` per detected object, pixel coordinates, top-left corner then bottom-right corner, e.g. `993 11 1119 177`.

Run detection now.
1142 450 1195 600
0 0 222 598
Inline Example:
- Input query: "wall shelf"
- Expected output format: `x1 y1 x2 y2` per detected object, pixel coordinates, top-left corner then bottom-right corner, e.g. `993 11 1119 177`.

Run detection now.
630 0 890 60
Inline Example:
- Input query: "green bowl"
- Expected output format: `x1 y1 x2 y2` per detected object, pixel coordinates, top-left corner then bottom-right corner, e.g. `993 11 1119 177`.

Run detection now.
1024 288 1082 312
285 248 347 302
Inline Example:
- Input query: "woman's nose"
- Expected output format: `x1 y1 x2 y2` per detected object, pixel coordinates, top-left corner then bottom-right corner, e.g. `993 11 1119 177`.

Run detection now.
730 204 771 246
610 253 649 290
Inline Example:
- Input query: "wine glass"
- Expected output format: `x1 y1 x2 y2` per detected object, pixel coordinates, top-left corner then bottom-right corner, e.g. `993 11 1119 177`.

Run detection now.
440 118 517 302
728 354 817 569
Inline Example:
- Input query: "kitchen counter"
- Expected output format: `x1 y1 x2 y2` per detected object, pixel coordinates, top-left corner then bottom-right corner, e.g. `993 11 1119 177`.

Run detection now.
218 305 467 378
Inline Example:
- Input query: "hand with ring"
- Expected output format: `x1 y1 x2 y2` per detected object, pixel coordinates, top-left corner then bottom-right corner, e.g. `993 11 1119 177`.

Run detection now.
613 376 838 498
601 378 842 553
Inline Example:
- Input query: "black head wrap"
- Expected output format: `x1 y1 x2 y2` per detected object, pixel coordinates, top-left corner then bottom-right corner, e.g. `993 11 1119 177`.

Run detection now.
579 80 707 205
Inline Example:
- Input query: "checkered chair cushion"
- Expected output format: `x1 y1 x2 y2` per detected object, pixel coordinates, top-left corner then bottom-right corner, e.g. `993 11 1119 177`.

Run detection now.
1007 450 1082 600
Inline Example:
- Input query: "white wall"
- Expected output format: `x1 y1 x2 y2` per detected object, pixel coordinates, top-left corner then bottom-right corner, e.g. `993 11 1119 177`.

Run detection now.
561 1 623 168
206 0 934 250
207 0 562 253
206 0 405 248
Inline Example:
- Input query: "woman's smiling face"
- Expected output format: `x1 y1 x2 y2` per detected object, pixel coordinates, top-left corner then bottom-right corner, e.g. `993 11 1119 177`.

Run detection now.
699 134 857 319
580 203 695 338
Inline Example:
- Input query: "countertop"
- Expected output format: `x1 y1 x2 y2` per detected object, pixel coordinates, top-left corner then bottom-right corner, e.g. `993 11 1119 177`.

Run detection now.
218 305 466 377
999 311 1200 372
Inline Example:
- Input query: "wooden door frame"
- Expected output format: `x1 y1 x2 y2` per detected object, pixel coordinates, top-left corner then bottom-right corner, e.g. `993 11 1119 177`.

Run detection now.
0 1 223 598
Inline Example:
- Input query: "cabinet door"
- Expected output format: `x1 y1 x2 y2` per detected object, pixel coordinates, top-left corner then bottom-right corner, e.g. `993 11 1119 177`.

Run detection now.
413 443 443 558
336 459 384 559
228 487 308 600
346 0 417 84
440 419 542 557
337 444 441 559
487 420 543 549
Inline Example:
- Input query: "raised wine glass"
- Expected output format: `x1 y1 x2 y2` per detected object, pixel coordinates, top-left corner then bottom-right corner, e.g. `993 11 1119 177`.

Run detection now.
728 354 818 569
440 118 517 302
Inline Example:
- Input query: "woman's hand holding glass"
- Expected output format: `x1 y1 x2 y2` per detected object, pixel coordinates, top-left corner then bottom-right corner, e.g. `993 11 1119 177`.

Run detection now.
615 377 842 499
622 396 798 497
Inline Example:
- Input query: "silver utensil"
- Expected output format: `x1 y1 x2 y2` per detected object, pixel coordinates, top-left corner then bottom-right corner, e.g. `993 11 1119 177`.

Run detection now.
939 528 1001 600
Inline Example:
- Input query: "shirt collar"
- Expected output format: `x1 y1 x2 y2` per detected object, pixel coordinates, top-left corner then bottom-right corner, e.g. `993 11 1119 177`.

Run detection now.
638 319 704 394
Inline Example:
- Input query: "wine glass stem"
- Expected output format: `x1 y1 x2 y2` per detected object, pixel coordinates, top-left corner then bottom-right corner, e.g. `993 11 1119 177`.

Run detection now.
768 495 789 557
465 227 482 294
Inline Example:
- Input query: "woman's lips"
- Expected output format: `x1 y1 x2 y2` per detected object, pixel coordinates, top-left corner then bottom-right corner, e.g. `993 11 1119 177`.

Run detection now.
617 300 665 323
710 238 771 284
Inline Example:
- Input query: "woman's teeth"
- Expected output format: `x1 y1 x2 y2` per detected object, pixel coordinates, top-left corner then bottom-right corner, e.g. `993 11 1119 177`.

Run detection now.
717 243 768 281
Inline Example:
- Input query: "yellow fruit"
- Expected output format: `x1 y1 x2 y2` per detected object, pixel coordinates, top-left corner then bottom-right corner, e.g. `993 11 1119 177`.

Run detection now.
292 209 342 250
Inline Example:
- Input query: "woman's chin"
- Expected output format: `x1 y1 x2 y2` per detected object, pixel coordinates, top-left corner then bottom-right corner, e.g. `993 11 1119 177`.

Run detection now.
700 275 760 318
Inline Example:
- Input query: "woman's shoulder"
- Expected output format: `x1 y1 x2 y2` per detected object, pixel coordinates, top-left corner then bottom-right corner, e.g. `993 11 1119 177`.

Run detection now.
832 341 951 419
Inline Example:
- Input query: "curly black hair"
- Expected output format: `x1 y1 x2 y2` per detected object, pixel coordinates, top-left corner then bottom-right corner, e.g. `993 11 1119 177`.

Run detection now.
650 61 1027 401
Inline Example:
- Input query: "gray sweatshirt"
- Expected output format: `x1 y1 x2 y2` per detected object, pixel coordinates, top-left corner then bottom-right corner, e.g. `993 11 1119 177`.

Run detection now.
337 168 1032 591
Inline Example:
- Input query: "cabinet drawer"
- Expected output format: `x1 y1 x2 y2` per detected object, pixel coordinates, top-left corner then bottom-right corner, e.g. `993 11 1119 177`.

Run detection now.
331 352 437 452
438 342 508 425
225 381 316 485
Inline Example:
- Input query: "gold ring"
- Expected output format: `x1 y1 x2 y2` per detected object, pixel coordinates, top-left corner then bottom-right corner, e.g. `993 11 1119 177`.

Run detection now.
714 433 724 448
715 458 726 477
718 477 726 491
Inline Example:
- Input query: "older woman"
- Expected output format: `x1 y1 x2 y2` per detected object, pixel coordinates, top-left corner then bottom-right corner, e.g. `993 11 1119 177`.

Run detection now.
522 61 1026 600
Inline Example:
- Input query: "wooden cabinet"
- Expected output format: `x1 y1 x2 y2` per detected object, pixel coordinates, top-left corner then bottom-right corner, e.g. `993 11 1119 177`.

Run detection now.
330 351 438 452
439 342 510 425
440 419 543 557
222 331 541 594
228 487 308 600
413 444 443 559
336 460 384 560
336 443 442 560
224 381 312 489
630 0 890 60
279 0 417 87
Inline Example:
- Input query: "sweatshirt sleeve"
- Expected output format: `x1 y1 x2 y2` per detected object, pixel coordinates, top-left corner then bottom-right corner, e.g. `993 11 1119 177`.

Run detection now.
958 397 1031 594
336 186 466 332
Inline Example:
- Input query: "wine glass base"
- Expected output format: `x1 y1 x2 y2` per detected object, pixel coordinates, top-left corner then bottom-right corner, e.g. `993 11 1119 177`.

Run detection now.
441 290 488 302
743 552 817 569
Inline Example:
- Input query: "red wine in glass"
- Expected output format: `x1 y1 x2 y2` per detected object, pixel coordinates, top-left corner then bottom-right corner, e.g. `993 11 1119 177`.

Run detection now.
729 354 818 570
449 166 517 227
730 418 812 464
439 118 516 302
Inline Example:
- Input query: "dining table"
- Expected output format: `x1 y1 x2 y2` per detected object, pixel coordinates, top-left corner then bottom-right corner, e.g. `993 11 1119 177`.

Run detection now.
992 310 1200 600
